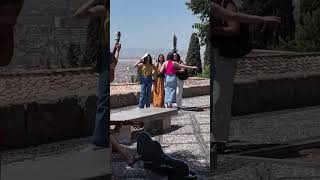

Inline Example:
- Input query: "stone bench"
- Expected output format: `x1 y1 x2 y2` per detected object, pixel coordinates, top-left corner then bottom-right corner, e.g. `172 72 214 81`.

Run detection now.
1 148 111 180
111 107 178 143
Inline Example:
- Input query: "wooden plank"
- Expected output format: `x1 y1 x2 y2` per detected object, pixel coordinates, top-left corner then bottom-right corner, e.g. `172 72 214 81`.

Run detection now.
1 148 111 180
111 108 178 122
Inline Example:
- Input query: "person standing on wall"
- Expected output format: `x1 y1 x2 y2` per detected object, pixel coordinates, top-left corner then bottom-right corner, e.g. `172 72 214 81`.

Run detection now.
75 0 116 148
210 0 281 154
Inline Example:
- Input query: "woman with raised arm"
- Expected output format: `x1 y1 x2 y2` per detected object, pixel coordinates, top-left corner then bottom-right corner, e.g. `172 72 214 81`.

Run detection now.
160 52 198 108
133 53 157 109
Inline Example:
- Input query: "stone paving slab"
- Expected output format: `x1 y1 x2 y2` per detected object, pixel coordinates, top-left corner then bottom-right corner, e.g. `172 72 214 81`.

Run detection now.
111 95 210 179
1 148 111 180
213 105 320 179
0 96 210 179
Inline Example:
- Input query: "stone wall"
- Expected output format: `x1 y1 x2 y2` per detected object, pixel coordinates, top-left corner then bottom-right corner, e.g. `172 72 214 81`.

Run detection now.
0 0 89 71
0 85 209 149
2 70 320 149
232 72 320 116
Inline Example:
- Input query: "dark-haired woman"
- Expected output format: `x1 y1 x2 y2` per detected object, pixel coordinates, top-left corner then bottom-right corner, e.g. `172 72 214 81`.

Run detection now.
152 54 165 108
160 52 198 108
133 53 157 109
174 53 185 109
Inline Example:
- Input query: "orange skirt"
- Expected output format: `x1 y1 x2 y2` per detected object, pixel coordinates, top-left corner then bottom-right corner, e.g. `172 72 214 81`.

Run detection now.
153 77 165 107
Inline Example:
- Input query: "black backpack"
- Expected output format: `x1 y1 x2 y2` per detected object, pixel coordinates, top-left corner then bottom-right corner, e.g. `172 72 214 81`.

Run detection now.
214 0 252 58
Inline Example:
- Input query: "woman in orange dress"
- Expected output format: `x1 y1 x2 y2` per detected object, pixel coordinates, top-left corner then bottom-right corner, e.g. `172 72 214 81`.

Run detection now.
152 54 165 107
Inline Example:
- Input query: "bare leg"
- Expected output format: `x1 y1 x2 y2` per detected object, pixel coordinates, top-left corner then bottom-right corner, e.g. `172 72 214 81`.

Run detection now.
111 135 141 166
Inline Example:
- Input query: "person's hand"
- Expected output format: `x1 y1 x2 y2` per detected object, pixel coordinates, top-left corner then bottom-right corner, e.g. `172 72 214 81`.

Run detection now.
262 16 281 25
192 66 198 70
115 43 121 51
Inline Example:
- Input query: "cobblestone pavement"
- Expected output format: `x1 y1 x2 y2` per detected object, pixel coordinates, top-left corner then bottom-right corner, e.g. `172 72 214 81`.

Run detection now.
211 105 320 180
111 96 210 179
0 95 210 179
2 95 320 179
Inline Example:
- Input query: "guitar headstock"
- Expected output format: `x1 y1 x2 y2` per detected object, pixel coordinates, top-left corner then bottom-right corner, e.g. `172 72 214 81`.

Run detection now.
115 31 121 43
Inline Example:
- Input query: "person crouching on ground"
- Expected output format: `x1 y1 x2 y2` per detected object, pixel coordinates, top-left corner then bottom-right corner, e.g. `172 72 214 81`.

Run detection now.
133 53 157 109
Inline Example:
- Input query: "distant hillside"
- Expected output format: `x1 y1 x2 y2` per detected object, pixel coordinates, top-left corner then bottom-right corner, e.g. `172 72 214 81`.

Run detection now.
120 48 188 59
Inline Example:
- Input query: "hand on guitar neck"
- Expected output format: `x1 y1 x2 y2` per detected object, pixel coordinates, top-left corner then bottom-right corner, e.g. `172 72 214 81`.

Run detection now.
110 31 121 83
110 43 121 82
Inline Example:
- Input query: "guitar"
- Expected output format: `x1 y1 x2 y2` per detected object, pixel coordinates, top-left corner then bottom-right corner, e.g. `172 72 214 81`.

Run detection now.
110 31 121 82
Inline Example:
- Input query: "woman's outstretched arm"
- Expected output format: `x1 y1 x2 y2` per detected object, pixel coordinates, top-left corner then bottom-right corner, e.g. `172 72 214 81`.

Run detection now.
175 62 198 70
210 2 281 25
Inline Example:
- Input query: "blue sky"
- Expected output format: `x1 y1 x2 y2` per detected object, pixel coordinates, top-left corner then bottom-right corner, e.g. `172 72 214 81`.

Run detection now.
110 0 199 50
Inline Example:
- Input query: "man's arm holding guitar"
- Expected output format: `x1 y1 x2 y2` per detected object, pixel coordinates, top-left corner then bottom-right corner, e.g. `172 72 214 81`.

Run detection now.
111 43 121 69
210 2 281 25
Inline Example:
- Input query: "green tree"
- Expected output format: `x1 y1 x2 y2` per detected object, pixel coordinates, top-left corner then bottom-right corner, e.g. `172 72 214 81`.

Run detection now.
186 0 210 46
242 0 296 48
278 7 320 52
301 0 320 13
186 33 202 74
173 33 178 53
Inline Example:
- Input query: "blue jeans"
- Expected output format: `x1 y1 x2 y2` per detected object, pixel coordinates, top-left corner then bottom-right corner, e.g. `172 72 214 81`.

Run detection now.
139 76 152 108
91 49 110 147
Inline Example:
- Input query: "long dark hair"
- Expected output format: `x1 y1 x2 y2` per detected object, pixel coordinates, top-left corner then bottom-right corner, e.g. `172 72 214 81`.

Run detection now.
174 53 182 63
143 54 153 65
157 54 165 63
166 52 174 61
